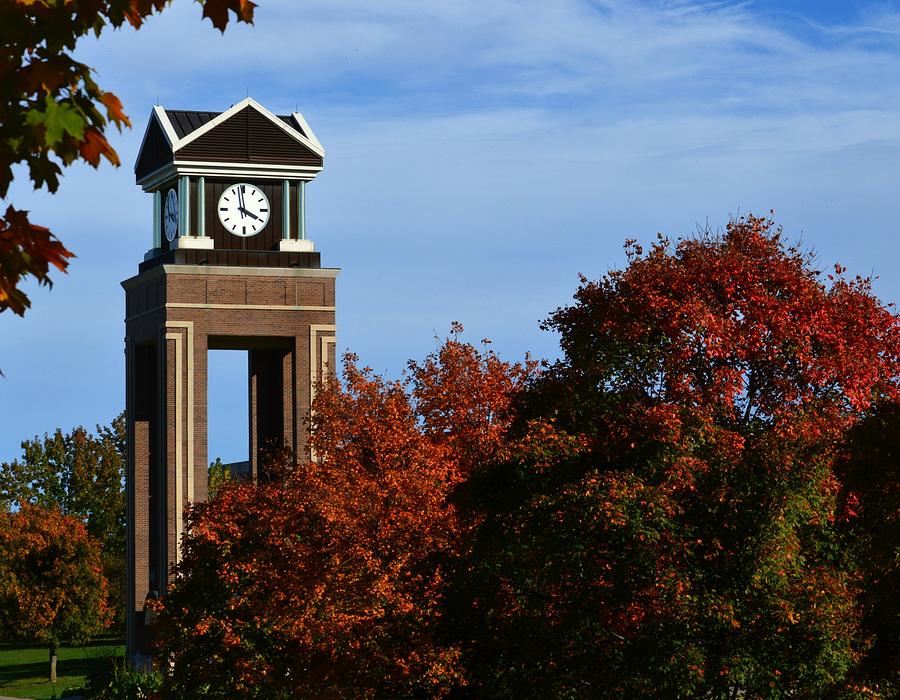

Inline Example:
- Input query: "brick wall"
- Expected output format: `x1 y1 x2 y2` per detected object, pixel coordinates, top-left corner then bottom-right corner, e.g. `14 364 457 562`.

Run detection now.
123 263 338 657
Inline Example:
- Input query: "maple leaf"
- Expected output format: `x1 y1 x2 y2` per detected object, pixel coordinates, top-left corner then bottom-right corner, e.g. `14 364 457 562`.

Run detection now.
201 0 257 31
78 129 119 167
26 156 62 192
20 57 70 94
100 91 130 129
25 97 85 148
0 206 74 316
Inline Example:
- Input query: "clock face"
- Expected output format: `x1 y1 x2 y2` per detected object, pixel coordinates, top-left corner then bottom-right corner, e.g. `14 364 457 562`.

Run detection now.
164 188 178 242
218 183 270 237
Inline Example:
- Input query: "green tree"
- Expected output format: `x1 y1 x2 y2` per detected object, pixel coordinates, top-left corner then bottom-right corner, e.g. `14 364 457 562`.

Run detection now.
0 414 127 627
207 457 233 498
0 504 111 683
0 0 256 316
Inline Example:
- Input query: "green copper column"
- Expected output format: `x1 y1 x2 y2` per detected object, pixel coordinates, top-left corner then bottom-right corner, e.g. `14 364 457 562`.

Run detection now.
196 176 205 237
297 180 306 240
282 180 291 240
152 190 161 249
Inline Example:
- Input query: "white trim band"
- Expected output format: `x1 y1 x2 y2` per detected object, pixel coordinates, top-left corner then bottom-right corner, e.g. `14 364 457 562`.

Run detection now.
170 236 214 250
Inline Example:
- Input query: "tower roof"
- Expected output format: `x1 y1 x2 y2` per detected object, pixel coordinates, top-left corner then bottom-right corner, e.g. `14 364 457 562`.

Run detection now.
134 97 324 189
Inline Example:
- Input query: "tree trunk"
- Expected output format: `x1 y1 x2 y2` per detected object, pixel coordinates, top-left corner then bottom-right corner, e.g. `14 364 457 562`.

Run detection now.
49 640 57 683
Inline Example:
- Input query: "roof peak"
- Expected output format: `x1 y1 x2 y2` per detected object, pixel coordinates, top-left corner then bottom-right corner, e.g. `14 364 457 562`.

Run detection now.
134 98 325 187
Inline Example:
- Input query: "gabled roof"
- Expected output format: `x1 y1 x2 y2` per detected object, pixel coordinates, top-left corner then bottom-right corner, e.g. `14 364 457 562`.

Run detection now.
134 97 325 188
165 110 301 139
164 110 220 138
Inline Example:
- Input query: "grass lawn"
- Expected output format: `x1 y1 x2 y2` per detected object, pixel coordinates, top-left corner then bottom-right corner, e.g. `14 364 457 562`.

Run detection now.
0 639 124 700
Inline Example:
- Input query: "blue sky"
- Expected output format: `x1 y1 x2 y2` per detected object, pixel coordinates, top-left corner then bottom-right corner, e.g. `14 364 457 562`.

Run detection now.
2 0 900 463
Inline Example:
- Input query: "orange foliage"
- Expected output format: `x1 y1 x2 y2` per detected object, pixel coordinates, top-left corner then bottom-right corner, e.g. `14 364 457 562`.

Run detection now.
158 330 534 697
0 504 111 647
0 205 73 316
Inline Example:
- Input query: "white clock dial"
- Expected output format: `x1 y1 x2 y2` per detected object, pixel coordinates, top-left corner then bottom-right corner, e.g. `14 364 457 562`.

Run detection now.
164 188 178 241
217 183 270 237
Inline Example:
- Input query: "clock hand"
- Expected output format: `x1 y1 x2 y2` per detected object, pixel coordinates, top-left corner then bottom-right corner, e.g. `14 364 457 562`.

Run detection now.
239 207 260 221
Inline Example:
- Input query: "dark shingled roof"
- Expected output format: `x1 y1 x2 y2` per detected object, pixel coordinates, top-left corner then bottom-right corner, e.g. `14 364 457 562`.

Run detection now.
165 109 300 140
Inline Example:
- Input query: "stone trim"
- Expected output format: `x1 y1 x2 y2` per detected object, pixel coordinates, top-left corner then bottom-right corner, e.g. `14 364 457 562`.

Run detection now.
308 324 336 462
121 264 341 290
126 302 335 323
165 321 195 562
165 331 183 561
309 324 337 400
168 302 335 314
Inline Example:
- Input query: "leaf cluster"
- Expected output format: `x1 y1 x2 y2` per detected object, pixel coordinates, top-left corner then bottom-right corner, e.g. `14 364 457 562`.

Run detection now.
158 331 534 697
461 216 899 698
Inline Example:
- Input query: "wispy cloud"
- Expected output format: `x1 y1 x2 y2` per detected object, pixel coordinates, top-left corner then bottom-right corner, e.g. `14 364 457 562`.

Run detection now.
3 0 899 461
76 1 900 116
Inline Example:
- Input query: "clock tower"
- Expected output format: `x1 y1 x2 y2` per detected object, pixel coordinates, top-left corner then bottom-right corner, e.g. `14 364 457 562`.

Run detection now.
123 98 337 658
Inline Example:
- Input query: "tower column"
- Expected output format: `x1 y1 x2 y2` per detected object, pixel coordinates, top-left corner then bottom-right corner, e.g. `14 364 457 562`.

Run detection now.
282 179 291 240
152 191 161 249
196 176 206 238
298 180 307 240
162 320 197 571
126 338 158 656
177 175 190 237
278 179 313 252
249 348 291 478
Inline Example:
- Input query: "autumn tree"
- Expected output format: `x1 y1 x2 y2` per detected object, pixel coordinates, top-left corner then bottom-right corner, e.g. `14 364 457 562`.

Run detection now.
147 215 898 697
0 504 111 683
0 414 127 627
455 215 899 697
0 0 256 316
156 331 533 698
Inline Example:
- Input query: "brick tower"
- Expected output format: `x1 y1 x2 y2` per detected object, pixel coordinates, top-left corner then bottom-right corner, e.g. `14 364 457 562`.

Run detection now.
123 98 337 658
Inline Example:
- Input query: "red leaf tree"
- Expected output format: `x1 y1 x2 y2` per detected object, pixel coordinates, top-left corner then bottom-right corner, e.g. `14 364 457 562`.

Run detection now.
457 215 899 698
156 332 533 697
0 415 127 629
